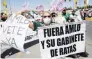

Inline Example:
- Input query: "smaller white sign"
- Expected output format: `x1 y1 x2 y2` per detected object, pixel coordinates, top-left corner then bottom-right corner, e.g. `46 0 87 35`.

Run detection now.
0 23 28 52
0 14 29 52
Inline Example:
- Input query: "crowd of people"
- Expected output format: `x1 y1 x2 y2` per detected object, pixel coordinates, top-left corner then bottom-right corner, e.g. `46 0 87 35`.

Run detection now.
0 8 91 58
18 8 88 31
1 8 92 25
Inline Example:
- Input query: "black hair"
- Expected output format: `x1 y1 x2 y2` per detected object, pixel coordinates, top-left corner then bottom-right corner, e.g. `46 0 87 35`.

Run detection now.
50 12 57 17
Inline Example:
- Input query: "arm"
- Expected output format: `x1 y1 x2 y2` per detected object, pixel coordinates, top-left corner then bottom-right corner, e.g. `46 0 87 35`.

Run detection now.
29 22 34 30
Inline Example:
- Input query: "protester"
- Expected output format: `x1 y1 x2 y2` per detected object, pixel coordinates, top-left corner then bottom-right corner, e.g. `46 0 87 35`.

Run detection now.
80 9 85 20
75 10 83 21
69 10 76 22
87 8 92 17
28 11 53 31
0 12 8 22
70 10 83 22
50 12 57 23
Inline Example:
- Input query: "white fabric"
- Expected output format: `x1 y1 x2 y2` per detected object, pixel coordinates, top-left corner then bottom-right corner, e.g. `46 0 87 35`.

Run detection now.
70 14 82 22
54 16 66 24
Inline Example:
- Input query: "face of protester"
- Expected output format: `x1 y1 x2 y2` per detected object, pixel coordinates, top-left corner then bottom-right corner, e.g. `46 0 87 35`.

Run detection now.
1 13 8 21
50 12 57 22
51 12 57 18
42 12 51 25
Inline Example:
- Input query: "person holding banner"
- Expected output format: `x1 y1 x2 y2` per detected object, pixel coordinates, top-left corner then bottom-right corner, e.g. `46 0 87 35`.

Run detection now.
50 12 65 24
66 10 89 58
28 11 52 31
21 10 34 19
62 9 71 22
69 10 80 22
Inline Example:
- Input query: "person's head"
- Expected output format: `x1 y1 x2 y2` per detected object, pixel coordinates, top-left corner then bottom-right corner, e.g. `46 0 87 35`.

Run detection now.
62 9 66 15
50 12 59 23
42 11 51 25
21 10 32 19
72 10 76 15
35 15 42 22
1 12 8 21
38 11 44 16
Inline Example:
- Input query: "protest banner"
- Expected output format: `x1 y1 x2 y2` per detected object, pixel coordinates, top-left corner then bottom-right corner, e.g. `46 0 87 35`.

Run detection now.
0 14 29 52
1 23 28 52
38 22 86 59
5 14 30 24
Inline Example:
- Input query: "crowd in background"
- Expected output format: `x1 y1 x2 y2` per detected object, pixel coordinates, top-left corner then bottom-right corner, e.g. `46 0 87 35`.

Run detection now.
0 8 92 31
1 8 92 22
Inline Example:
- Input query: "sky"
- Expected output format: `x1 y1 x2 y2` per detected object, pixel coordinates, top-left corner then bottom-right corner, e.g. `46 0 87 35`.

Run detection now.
0 0 92 12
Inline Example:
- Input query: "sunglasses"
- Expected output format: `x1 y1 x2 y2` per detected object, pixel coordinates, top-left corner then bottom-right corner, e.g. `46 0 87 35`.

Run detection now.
43 15 50 18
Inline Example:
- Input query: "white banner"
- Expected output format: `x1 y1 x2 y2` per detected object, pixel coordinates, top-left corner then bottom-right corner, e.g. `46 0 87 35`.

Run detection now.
38 22 86 59
0 14 29 52
1 23 28 51
5 14 30 24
